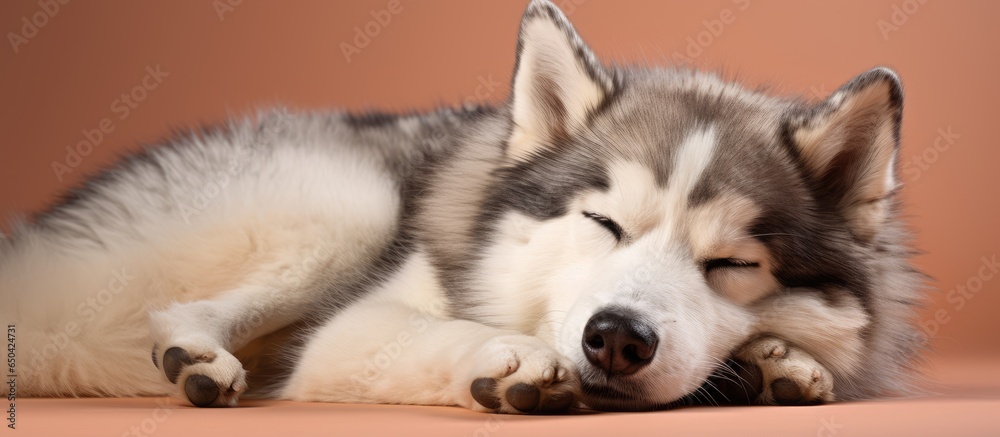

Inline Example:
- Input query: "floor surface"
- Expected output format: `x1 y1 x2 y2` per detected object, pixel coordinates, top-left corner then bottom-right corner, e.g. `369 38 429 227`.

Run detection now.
10 358 1000 437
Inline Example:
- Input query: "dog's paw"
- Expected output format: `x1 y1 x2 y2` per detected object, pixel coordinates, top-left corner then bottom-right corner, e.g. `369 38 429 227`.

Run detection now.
733 336 834 406
467 335 579 414
152 342 247 407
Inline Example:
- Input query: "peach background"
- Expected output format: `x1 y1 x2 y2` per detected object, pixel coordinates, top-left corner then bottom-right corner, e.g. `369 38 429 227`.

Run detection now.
0 0 997 360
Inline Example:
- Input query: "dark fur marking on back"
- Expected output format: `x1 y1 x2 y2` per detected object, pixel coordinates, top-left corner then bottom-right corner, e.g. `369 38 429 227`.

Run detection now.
342 111 399 128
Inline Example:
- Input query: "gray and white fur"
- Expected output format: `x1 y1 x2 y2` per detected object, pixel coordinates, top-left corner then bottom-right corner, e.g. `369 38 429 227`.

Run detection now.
0 0 924 412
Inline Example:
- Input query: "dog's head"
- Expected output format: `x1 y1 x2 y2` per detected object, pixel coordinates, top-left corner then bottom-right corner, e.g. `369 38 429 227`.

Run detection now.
470 1 903 410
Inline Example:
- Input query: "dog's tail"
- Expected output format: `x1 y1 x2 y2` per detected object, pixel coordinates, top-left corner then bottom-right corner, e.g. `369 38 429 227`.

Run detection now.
0 226 166 397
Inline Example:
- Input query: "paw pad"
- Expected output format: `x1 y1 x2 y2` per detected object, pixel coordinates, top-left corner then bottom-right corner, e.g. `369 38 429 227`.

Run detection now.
506 383 540 412
162 347 196 384
185 374 222 407
471 378 501 410
770 377 803 405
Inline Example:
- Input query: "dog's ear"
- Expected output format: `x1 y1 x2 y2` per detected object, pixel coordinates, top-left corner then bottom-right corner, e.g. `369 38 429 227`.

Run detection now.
506 0 615 161
785 67 904 241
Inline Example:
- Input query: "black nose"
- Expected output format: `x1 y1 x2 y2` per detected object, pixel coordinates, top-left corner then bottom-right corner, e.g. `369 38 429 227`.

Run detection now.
582 309 658 376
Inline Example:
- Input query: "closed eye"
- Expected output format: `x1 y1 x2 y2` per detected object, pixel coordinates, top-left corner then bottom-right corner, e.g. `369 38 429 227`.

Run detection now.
703 258 760 272
583 211 624 242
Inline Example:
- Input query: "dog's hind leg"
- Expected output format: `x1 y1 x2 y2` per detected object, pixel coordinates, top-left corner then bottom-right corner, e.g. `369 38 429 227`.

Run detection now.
149 283 309 407
147 219 398 408
141 141 406 407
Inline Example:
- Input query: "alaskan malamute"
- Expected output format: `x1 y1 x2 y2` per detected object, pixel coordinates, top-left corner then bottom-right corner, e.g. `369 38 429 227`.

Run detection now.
1 0 923 412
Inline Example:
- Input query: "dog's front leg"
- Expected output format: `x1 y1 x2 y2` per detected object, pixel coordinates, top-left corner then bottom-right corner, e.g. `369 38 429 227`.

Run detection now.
282 299 579 413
